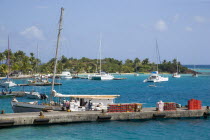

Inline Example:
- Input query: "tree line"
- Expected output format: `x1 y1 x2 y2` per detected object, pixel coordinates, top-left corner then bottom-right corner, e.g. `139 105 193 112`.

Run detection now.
0 49 193 76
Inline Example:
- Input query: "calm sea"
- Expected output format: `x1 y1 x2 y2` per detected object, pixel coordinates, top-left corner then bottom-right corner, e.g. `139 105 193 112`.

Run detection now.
1 65 210 139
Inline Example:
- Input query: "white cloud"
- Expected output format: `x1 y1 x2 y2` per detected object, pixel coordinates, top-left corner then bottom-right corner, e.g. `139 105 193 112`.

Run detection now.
155 20 168 31
20 26 45 40
194 16 206 23
185 26 193 32
173 14 180 22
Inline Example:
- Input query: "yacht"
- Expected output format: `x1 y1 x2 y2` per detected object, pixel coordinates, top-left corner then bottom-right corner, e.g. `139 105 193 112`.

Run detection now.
0 36 17 88
143 40 168 83
192 65 198 77
88 72 114 80
60 70 72 79
192 73 198 77
144 71 168 82
172 58 181 78
88 34 114 80
172 72 181 78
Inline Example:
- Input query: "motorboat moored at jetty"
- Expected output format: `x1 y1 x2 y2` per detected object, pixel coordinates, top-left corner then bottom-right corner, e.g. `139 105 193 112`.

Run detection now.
25 91 48 99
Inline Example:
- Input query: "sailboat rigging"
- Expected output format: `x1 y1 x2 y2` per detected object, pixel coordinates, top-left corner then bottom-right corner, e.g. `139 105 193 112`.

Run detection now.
172 58 181 78
0 36 17 88
143 40 169 82
88 34 114 80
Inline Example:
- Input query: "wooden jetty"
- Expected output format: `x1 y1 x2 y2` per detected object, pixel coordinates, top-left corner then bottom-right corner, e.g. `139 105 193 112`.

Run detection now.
18 83 62 86
0 107 209 128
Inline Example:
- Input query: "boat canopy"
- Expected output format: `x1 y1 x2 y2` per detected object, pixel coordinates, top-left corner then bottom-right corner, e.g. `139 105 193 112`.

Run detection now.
52 90 120 99
55 94 120 99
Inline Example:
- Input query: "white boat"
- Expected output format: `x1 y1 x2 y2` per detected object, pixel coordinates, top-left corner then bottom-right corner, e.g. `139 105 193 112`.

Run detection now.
11 8 119 113
25 91 41 99
192 65 198 77
88 34 114 80
88 72 114 80
143 40 168 83
11 99 49 113
172 58 181 78
0 79 17 87
134 73 139 76
0 36 17 88
192 73 198 77
144 71 168 82
60 70 72 79
172 72 181 78
25 91 48 100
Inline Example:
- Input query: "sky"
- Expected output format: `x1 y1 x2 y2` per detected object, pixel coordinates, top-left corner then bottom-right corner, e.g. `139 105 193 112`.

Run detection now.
0 0 210 64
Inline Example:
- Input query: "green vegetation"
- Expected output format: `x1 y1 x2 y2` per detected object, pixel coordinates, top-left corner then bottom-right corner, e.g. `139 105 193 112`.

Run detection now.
0 50 193 76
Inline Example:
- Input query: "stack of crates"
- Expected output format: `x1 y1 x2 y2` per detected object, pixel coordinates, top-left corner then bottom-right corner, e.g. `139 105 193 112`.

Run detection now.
188 99 202 110
107 103 142 113
164 102 176 111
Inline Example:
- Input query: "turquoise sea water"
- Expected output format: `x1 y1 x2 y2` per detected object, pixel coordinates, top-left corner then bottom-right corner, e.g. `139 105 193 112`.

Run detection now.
1 67 210 139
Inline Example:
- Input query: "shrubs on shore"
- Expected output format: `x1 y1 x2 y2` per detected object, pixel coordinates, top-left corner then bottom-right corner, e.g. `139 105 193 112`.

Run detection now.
0 50 193 76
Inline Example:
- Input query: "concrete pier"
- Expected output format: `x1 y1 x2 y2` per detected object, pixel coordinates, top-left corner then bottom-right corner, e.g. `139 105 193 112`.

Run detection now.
0 107 209 128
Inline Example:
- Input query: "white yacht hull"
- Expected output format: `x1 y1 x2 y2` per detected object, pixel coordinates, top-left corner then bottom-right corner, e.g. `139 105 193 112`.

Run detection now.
144 74 168 82
88 74 114 80
172 75 181 78
172 73 181 78
60 71 72 79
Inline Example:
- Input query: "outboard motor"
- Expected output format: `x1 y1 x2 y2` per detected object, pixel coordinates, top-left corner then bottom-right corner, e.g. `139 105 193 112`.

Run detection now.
40 94 44 99
40 94 48 100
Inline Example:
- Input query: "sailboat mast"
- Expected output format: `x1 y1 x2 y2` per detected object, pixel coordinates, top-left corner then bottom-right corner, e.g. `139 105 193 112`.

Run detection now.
7 36 10 79
51 7 64 92
155 40 158 72
99 34 102 74
36 44 39 74
177 57 178 73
